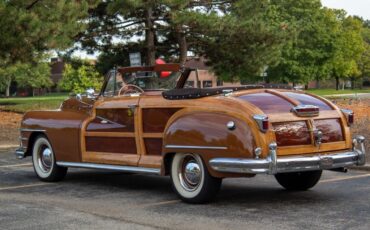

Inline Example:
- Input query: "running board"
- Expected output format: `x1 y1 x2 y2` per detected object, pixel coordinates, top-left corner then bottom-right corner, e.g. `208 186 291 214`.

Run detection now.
56 162 161 175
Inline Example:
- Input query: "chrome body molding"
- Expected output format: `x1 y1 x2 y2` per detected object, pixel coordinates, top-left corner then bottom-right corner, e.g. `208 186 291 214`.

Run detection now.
18 136 28 141
56 162 161 175
209 135 366 175
165 145 227 150
20 128 46 132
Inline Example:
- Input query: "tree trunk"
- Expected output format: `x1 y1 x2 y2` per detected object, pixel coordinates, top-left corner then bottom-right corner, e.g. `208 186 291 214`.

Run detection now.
350 77 355 90
335 76 339 90
304 84 308 90
145 6 155 66
175 24 187 65
5 79 11 97
316 77 320 89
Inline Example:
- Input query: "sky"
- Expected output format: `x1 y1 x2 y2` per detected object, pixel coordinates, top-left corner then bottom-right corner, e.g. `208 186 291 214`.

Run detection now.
321 0 370 20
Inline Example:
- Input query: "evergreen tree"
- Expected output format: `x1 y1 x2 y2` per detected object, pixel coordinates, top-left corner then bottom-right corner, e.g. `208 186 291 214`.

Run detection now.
0 0 97 64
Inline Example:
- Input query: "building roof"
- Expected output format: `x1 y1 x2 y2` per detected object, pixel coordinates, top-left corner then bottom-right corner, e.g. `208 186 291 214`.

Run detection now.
184 57 209 70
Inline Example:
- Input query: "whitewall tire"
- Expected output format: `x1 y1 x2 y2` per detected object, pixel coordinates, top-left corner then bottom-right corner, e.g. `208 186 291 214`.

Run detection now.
32 135 67 182
170 153 222 203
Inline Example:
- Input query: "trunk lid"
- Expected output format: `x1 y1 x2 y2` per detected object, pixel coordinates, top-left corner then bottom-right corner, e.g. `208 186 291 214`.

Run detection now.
237 90 351 156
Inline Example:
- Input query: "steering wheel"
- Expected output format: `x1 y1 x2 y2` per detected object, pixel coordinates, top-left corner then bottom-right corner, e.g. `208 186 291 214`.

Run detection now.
118 84 144 96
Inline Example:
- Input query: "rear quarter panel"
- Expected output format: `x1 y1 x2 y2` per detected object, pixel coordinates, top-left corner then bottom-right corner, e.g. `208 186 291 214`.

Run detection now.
162 108 261 177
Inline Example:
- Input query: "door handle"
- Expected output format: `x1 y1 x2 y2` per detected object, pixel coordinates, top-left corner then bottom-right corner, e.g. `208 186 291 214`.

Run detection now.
128 104 137 116
128 104 137 110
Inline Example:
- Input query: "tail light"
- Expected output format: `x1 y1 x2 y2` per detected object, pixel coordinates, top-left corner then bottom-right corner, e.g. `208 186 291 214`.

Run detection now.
291 105 319 117
253 114 269 132
341 109 354 126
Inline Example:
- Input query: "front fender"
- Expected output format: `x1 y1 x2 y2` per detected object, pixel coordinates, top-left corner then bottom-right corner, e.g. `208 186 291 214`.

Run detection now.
21 110 89 162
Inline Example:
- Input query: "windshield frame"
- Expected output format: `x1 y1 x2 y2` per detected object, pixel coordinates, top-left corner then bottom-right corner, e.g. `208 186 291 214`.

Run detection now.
99 64 193 97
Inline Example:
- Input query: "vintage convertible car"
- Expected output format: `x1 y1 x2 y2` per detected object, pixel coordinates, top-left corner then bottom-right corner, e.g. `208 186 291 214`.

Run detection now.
16 64 366 203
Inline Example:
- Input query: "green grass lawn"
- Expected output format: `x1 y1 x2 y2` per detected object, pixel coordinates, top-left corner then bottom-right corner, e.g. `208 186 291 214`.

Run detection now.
306 88 370 96
0 93 68 113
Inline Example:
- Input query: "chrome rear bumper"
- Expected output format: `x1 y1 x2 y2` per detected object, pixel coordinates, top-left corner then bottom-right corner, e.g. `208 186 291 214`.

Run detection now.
209 135 366 175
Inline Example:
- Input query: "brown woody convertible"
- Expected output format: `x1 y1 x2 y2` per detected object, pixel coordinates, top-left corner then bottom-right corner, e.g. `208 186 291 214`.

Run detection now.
16 64 366 203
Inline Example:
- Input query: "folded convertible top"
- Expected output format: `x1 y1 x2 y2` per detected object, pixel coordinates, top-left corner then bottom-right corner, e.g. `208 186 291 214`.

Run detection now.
162 84 292 100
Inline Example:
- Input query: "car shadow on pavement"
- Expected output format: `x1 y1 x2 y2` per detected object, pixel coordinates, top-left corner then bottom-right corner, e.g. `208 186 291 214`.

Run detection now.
60 170 332 206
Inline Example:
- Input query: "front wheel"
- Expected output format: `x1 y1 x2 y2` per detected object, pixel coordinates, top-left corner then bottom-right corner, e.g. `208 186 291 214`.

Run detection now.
32 135 67 182
170 153 222 204
275 170 322 191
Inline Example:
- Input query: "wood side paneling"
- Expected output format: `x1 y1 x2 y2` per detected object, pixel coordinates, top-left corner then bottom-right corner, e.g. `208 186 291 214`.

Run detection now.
144 138 163 156
273 121 311 146
142 108 180 133
85 136 137 154
314 119 344 143
86 108 135 132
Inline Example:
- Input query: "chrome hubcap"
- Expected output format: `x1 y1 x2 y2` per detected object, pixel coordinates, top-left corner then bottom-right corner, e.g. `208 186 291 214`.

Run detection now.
184 162 201 185
178 154 202 191
38 146 53 173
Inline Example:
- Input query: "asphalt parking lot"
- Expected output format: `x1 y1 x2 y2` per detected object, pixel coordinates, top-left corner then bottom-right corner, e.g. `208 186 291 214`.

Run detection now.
1 147 370 230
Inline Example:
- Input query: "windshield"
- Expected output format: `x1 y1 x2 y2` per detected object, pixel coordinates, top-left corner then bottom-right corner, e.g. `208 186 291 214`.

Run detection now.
122 71 182 91
102 68 195 97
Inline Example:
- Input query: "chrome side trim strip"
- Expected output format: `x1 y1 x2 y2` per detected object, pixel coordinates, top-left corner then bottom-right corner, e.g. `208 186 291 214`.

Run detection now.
165 145 227 150
56 162 161 175
20 128 46 132
19 137 28 141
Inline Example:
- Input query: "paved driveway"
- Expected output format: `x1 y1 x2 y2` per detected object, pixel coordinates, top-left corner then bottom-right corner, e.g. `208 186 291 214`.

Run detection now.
1 147 370 230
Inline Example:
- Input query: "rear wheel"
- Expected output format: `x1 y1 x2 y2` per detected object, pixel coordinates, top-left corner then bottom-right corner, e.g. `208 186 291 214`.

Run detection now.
170 153 222 204
275 170 322 191
32 135 67 182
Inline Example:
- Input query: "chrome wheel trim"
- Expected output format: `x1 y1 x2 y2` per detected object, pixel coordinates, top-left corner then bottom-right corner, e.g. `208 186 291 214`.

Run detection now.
33 137 54 178
178 154 203 192
38 147 53 173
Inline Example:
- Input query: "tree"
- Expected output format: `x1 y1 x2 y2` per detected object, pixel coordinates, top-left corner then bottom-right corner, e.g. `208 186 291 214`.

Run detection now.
267 1 338 87
0 61 52 97
0 63 20 97
15 63 53 96
329 14 364 90
0 1 97 65
357 20 370 88
191 0 289 82
58 64 103 94
77 1 235 67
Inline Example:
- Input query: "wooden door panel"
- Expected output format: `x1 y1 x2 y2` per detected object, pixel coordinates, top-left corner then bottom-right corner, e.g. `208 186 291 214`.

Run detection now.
87 108 135 132
85 136 137 153
142 108 180 132
82 97 140 166
138 96 182 168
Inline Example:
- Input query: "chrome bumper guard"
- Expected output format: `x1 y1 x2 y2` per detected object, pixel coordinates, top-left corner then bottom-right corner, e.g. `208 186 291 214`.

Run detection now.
209 135 366 175
15 148 26 159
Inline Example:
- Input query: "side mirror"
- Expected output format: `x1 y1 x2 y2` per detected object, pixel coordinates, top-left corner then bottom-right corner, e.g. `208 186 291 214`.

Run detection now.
69 92 82 101
76 94 82 101
86 88 95 99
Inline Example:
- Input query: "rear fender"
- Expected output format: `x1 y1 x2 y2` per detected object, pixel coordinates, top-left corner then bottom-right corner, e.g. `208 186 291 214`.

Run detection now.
162 108 259 177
